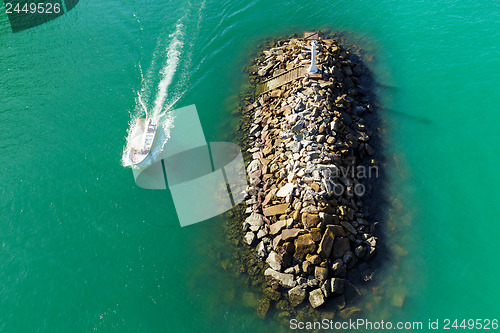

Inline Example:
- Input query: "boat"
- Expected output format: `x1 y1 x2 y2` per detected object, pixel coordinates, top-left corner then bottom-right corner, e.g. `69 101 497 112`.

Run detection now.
127 117 158 165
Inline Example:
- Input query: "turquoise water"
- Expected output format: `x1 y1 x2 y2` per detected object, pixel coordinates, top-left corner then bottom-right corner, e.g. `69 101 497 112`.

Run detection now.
1 0 499 331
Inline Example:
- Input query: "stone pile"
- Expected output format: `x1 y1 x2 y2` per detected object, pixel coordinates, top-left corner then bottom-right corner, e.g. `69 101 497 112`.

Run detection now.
242 37 378 309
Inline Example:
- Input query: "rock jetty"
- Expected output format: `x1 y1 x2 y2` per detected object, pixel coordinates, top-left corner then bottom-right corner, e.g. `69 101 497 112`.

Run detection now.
241 35 379 310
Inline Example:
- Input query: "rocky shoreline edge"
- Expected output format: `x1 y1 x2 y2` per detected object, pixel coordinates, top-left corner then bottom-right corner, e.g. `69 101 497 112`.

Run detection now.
225 32 383 319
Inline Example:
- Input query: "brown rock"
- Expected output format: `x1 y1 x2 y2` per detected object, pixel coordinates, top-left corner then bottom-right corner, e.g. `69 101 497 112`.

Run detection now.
281 228 301 241
294 234 316 257
309 228 322 242
315 266 329 282
306 254 321 265
262 188 276 207
317 227 336 258
326 225 347 237
263 203 289 216
302 213 320 228
332 237 350 258
283 242 295 254
292 210 301 222
269 220 287 235
311 182 320 192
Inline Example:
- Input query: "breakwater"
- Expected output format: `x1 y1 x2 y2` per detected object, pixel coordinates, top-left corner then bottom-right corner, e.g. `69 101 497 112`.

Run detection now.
232 33 382 316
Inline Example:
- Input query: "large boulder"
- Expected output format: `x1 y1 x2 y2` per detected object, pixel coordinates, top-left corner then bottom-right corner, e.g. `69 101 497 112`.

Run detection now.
244 231 255 245
263 203 289 216
264 268 296 288
288 286 307 307
317 228 335 258
245 213 264 228
332 237 350 258
281 228 301 241
266 251 282 271
331 278 345 296
309 288 325 308
294 234 316 257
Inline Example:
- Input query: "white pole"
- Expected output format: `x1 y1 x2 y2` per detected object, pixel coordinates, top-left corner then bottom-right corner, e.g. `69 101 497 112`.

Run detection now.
307 40 318 74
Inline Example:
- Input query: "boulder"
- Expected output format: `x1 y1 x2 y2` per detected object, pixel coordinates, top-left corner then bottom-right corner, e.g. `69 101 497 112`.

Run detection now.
309 228 322 242
288 286 307 307
294 234 316 257
331 278 345 296
309 288 326 308
327 225 347 237
305 254 321 265
263 203 289 216
281 228 301 241
340 221 357 234
317 228 335 258
269 220 287 235
244 231 255 245
276 183 294 197
245 213 264 228
302 213 320 228
314 266 329 282
332 237 350 258
321 279 332 297
264 268 296 288
266 251 282 271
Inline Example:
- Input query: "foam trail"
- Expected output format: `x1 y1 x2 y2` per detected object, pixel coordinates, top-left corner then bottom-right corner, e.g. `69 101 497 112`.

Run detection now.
152 21 185 120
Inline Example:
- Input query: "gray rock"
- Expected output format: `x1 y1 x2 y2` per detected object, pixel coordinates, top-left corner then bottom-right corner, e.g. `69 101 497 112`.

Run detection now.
244 231 255 245
288 286 307 307
266 251 282 271
245 212 264 228
256 241 267 258
264 268 296 288
309 288 326 308
257 228 268 239
286 141 302 153
291 120 304 132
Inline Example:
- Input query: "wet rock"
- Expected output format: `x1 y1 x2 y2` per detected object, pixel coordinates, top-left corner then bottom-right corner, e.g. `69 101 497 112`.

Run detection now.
288 286 307 307
321 279 332 297
340 221 357 234
340 307 361 319
314 266 329 282
331 278 345 296
332 237 350 258
264 268 296 288
309 288 325 308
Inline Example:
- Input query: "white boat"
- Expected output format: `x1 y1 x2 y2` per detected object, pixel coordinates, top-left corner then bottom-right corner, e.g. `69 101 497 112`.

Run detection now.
127 117 158 165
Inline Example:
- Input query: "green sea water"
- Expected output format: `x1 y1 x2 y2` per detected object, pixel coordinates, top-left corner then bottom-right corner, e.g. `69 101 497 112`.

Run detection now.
0 0 499 332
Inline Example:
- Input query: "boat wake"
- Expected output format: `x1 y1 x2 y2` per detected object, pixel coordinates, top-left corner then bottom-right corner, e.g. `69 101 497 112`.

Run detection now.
122 15 189 169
